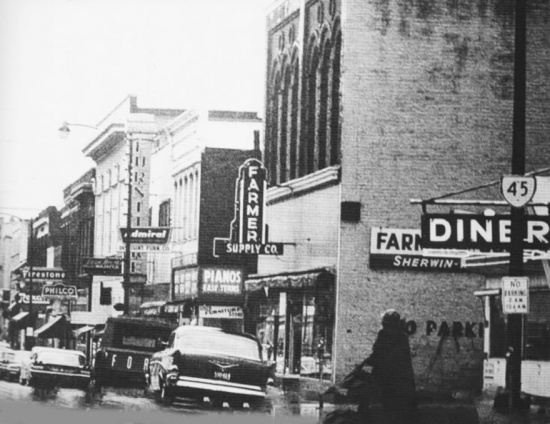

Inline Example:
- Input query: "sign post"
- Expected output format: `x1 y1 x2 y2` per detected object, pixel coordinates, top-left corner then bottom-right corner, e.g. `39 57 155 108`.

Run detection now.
505 0 527 409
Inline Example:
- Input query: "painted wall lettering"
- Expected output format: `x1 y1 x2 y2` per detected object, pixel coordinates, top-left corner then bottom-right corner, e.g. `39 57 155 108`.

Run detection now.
405 320 483 338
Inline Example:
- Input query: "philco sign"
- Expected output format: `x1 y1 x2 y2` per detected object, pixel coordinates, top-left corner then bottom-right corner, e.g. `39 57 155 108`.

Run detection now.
421 214 550 250
370 228 462 271
200 267 243 295
42 283 78 298
213 159 284 257
119 227 171 244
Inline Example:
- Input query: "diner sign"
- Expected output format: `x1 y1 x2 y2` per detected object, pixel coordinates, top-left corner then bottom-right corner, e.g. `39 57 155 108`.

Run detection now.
213 158 284 257
421 214 550 250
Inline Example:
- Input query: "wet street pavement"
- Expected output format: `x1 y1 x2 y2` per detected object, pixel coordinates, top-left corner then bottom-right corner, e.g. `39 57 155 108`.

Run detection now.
0 379 316 424
1 379 549 424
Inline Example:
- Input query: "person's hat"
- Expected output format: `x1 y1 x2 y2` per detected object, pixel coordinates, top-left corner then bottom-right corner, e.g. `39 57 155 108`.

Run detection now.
381 309 400 325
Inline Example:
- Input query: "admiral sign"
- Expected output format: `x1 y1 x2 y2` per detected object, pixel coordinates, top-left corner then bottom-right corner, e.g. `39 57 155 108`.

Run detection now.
421 214 550 250
213 159 284 257
119 227 171 244
370 228 462 271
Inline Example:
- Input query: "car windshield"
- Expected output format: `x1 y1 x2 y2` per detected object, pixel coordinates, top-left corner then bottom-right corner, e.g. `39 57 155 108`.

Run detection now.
175 332 260 361
13 351 31 362
36 351 85 367
110 322 173 352
2 352 14 361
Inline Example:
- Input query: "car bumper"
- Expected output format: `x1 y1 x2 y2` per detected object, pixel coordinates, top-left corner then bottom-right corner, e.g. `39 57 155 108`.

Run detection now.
30 370 90 389
171 375 266 398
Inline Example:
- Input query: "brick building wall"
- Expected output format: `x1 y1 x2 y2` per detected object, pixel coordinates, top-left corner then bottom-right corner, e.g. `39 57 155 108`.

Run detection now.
335 0 550 393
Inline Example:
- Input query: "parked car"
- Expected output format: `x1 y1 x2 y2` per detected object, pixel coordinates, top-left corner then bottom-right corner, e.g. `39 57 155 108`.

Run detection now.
0 347 14 380
0 349 32 382
146 326 273 406
28 348 90 389
92 317 176 388
20 346 53 385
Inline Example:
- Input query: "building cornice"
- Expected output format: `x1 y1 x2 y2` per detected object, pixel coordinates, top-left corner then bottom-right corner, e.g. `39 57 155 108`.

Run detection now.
267 165 340 205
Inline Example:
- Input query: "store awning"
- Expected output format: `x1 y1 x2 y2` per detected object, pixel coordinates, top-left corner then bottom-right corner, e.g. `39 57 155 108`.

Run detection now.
245 268 334 292
12 312 29 322
474 289 501 297
140 301 166 309
73 325 95 337
34 315 67 339
140 301 166 316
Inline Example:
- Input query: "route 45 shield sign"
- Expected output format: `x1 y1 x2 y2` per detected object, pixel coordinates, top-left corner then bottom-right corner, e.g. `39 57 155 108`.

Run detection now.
500 175 536 208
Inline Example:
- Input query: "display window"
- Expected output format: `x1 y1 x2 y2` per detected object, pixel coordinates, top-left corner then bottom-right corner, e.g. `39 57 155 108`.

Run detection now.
249 282 334 380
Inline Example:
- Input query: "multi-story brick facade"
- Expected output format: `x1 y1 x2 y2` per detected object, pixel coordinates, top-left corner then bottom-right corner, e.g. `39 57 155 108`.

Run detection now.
252 0 550 395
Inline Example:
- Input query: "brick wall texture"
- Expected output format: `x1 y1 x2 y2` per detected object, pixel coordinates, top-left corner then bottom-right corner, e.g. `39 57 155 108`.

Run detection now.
335 0 550 394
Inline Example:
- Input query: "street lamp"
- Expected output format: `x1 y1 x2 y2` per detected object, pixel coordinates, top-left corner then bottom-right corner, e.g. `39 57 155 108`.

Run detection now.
58 122 97 139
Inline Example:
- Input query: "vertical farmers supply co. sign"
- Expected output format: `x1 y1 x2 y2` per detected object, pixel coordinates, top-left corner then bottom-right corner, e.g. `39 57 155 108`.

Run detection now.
213 159 284 257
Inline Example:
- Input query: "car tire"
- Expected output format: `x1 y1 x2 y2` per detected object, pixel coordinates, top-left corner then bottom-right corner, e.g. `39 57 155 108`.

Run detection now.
19 376 27 386
159 382 174 405
321 409 360 424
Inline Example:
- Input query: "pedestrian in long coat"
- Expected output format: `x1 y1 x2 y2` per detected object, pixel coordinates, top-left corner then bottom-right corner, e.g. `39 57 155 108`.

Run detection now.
363 309 418 423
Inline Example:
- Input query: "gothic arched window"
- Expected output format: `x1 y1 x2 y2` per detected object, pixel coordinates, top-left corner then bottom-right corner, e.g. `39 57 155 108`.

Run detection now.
329 28 342 166
318 36 331 170
289 58 300 180
303 40 320 176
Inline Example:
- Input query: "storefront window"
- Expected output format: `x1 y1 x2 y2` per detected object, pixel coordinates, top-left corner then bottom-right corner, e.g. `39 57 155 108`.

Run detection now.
524 290 550 361
490 295 507 358
251 281 334 380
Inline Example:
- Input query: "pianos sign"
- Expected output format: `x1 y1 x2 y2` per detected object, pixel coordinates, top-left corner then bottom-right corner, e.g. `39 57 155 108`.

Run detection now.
213 158 284 257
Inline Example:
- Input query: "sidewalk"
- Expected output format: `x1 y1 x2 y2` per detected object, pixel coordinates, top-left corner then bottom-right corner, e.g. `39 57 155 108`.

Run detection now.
475 394 550 424
268 384 550 424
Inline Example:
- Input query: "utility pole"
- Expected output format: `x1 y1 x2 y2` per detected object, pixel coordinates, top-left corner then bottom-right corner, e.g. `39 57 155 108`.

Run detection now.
507 0 527 408
27 218 34 350
123 135 133 315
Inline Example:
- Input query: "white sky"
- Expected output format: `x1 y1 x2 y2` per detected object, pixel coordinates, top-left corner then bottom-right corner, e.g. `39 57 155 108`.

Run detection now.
0 0 268 219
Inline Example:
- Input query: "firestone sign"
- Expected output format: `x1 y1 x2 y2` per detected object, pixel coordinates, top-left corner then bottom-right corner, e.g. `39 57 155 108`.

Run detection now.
21 267 66 282
213 159 284 257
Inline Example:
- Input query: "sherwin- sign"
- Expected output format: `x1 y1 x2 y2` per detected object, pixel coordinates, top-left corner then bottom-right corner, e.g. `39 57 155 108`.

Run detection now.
421 214 550 250
213 159 284 257
370 228 461 271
